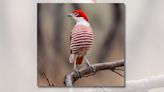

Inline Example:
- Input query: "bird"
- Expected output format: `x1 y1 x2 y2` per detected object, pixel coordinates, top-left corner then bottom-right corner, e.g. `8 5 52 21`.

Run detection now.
67 10 94 76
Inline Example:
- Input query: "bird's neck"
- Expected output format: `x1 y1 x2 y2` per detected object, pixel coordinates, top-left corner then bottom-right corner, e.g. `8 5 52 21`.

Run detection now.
75 17 90 27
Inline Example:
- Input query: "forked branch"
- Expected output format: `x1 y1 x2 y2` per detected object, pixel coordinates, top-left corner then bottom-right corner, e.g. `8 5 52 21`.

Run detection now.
64 59 124 86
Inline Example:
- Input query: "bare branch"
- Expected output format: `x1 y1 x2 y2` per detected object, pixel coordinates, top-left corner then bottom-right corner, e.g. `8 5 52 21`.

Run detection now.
64 59 124 86
111 70 124 78
115 68 124 71
43 72 55 86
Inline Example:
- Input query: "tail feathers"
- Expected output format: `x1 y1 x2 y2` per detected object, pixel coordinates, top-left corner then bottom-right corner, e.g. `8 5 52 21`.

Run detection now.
76 56 83 65
69 54 83 65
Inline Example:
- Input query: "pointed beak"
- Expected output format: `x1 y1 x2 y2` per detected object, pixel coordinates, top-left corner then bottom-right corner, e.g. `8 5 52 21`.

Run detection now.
67 13 73 17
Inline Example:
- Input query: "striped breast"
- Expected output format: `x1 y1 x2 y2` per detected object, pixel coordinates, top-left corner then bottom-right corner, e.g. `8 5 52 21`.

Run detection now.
70 25 94 54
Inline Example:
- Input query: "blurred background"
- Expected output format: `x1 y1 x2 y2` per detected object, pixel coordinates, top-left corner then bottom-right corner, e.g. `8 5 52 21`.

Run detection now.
0 0 164 92
37 4 125 86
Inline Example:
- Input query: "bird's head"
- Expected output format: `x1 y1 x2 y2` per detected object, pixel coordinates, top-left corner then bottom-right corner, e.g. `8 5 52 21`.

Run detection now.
67 10 89 22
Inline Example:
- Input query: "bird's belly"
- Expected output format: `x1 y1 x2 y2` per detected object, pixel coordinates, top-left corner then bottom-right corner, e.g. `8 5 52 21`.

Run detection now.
70 31 94 54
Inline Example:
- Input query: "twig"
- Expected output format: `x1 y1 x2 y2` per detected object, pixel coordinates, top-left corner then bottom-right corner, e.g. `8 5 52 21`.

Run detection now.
43 72 55 86
110 67 124 77
64 59 124 86
115 68 124 71
111 70 124 78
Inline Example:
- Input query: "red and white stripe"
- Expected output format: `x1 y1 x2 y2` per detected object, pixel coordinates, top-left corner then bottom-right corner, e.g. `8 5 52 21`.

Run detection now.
70 25 94 53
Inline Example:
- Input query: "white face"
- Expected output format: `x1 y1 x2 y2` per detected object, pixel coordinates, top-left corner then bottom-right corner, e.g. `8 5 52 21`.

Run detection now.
68 12 84 22
68 12 79 19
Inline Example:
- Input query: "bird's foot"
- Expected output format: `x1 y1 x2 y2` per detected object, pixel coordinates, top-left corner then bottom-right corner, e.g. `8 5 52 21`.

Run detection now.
73 68 81 78
87 64 96 74
85 57 96 74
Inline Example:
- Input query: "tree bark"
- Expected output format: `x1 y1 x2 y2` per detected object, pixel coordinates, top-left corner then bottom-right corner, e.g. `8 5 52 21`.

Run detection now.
64 59 124 86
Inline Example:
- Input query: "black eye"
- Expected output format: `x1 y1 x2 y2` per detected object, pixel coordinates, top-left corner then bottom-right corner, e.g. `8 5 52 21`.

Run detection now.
74 13 79 16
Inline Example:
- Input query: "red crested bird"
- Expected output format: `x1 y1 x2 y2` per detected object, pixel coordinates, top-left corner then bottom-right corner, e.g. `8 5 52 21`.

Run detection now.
67 10 94 76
